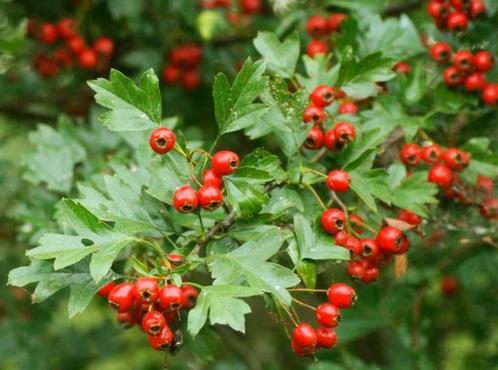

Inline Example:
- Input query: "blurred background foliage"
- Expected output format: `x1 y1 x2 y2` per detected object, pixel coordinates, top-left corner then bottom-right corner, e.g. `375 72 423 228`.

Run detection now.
1 0 497 369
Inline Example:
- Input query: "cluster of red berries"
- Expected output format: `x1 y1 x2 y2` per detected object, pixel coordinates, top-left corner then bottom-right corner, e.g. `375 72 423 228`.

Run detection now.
97 278 198 351
200 0 262 14
427 0 487 32
430 42 498 105
27 18 113 78
303 85 358 151
305 12 347 57
162 44 203 91
400 142 497 219
291 283 356 356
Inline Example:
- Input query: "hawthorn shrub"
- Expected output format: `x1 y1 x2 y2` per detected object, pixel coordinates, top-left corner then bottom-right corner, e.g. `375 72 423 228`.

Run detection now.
1 1 498 369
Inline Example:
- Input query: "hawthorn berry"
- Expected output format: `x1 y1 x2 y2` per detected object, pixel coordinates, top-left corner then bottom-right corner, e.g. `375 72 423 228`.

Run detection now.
443 148 470 171
97 281 116 297
327 13 347 32
78 48 98 69
400 143 421 166
310 85 335 107
326 170 350 193
321 208 346 235
376 226 405 254
344 235 362 257
398 209 421 226
440 276 459 296
202 168 223 188
443 66 462 87
421 144 444 164
180 285 199 309
304 126 324 149
347 260 366 280
338 100 359 115
292 323 317 349
133 277 160 304
148 325 174 351
473 50 494 72
394 62 411 75
360 239 379 260
334 230 348 246
94 37 114 57
142 310 167 336
303 104 326 124
349 214 364 234
66 36 86 55
116 311 135 329
197 185 223 211
315 303 341 328
307 39 328 57
481 83 498 105
57 18 78 39
470 0 487 19
464 72 486 91
476 175 494 194
450 0 469 11
212 150 240 176
315 327 337 349
427 1 450 18
159 285 183 311
162 65 181 84
306 15 328 37
362 265 380 283
446 11 468 31
108 282 135 313
453 50 474 72
324 130 337 151
327 283 356 308
173 185 198 213
333 122 356 143
240 0 263 14
431 42 452 64
149 127 176 155
181 69 201 90
54 48 73 68
38 23 58 44
480 197 498 220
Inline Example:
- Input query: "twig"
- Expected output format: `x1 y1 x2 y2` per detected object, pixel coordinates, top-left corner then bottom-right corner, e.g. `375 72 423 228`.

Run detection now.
303 183 327 210
330 192 349 217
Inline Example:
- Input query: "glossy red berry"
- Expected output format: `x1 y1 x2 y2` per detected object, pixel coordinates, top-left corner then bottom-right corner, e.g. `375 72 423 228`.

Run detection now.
212 150 240 176
307 39 328 57
333 122 356 143
159 285 183 311
421 144 444 164
149 127 176 154
327 13 347 32
292 323 317 349
142 311 167 335
482 83 498 105
198 185 223 211
306 15 328 37
116 311 135 329
202 168 223 188
315 303 341 328
326 170 350 193
450 0 468 11
133 277 160 304
400 143 421 166
394 62 411 75
304 126 324 149
181 69 201 90
38 23 58 44
54 48 73 68
324 130 337 151
362 265 380 283
347 260 366 280
291 339 316 357
473 51 494 72
327 283 356 308
464 72 486 91
97 281 116 297
315 327 337 349
94 37 114 57
173 185 198 213
453 50 474 72
162 65 181 84
360 239 379 260
427 1 450 18
338 100 359 115
476 175 494 194
480 198 498 220
470 0 487 19
345 235 362 257
334 230 348 246
431 42 452 64
321 208 346 235
57 18 78 39
108 282 135 313
428 163 453 187
303 104 326 124
443 66 462 87
66 36 86 55
310 85 335 108
78 48 98 69
349 213 364 234
443 148 470 171
180 285 199 309
446 11 468 31
440 276 459 296
398 209 421 226
240 0 263 14
376 226 405 254
148 325 174 351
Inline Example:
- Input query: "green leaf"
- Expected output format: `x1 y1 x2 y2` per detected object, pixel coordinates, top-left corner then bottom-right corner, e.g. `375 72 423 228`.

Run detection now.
296 54 340 92
296 260 317 289
224 177 268 219
253 31 300 78
401 62 426 104
236 148 287 184
434 83 479 113
349 169 393 212
213 58 269 134
461 138 498 183
88 69 161 131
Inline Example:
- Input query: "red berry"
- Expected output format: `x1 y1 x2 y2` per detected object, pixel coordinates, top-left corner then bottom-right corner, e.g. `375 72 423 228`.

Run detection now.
476 175 494 194
327 13 347 32
338 100 358 115
306 15 328 37
470 0 487 19
303 104 326 124
480 197 498 220
398 209 421 226
197 185 223 211
427 1 450 18
202 168 223 188
78 48 98 69
347 260 366 280
310 85 335 108
180 285 199 309
453 50 474 73
54 48 73 68
443 148 470 171
94 37 114 57
360 239 379 260
326 170 350 193
349 213 364 234
162 65 181 84
428 163 453 187
38 23 58 44
240 0 263 14
443 66 462 87
148 325 174 351
169 44 202 67
57 18 78 39
66 36 86 55
36 56 59 78
97 281 116 297
212 150 240 176
324 130 337 151
217 0 231 7
304 126 324 149
431 42 452 64
292 323 317 349
464 72 487 91
315 327 337 349
327 283 356 308
173 185 198 213
482 83 498 105
142 311 167 335
315 303 341 328
473 50 494 72
362 265 380 283
181 69 201 90
159 285 183 311
400 143 421 166
333 122 356 143
291 339 316 357
133 277 160 304
334 230 348 246
307 39 328 57
321 208 346 235
446 11 468 31
394 62 411 75
376 226 405 254
440 276 459 296
108 282 135 313
116 311 135 328
450 0 468 11
149 127 176 154
345 235 362 257
421 144 444 164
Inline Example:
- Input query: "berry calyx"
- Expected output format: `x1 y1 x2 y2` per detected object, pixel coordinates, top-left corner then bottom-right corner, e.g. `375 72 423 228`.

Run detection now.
333 122 356 144
400 143 421 166
133 277 160 304
197 185 223 211
159 285 183 311
304 126 324 149
321 208 346 235
315 303 341 327
443 148 470 171
149 127 176 155
211 150 240 176
327 283 356 308
376 226 405 254
421 144 444 164
360 239 379 260
326 170 350 193
108 282 135 313
303 104 326 124
443 66 462 87
453 50 474 72
142 311 167 336
173 185 198 213
431 42 452 64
